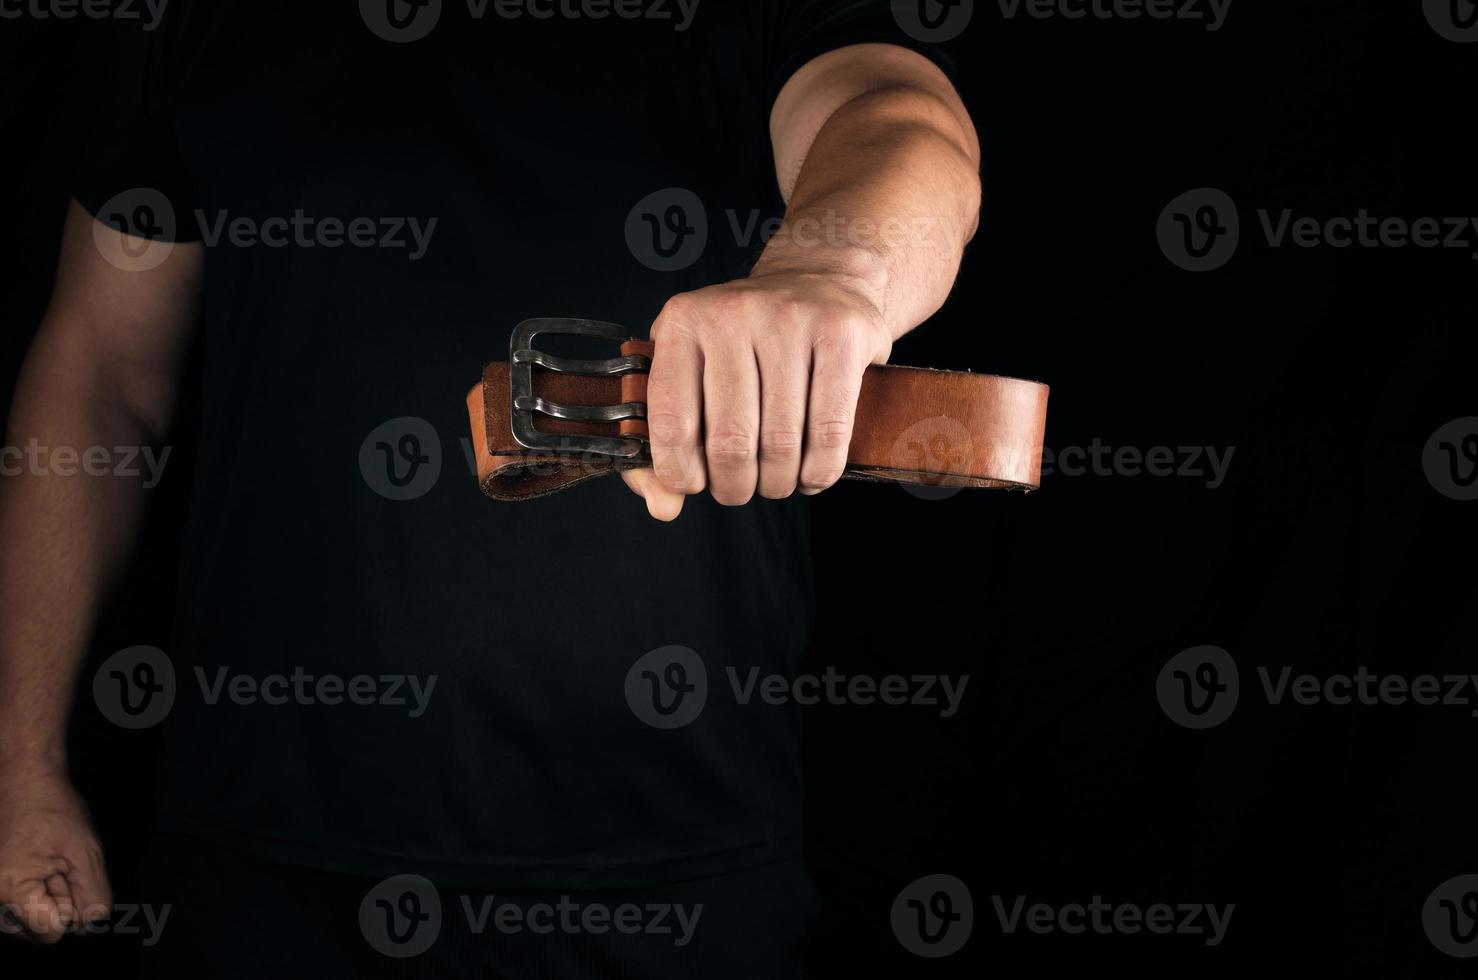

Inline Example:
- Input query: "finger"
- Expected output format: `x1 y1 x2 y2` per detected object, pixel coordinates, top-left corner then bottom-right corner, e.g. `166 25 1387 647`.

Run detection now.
620 468 685 522
647 308 706 495
755 335 807 500
799 323 867 494
66 849 112 927
702 336 761 506
45 872 77 932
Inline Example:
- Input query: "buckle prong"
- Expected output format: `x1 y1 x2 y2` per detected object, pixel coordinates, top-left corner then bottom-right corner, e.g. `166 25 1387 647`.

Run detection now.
512 349 650 376
512 395 646 423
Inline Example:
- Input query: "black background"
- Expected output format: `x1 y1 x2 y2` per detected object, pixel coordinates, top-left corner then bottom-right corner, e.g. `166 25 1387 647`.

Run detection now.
2 0 1474 975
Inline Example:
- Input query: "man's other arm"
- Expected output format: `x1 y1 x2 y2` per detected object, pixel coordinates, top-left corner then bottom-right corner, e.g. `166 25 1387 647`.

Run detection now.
0 202 202 943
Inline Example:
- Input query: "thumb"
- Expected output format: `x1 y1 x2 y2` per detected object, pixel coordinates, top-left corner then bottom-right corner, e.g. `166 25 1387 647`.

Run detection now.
3 879 66 944
621 468 685 522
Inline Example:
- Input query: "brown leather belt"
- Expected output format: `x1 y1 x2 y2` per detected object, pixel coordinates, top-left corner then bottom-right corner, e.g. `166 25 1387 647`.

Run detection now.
466 319 1049 501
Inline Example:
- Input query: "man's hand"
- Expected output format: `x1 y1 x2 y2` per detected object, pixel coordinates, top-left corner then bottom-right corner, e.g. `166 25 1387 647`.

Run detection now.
622 43 981 520
0 770 112 944
623 259 893 519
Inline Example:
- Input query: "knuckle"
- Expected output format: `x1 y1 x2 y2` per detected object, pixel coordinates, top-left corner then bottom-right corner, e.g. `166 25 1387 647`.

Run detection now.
714 289 754 318
808 416 853 452
647 410 699 447
759 429 804 460
651 295 699 343
658 292 697 322
706 432 757 467
811 314 867 360
770 294 809 324
813 302 861 333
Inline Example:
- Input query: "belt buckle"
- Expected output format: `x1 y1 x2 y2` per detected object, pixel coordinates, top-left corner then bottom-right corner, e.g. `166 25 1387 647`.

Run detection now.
509 318 650 459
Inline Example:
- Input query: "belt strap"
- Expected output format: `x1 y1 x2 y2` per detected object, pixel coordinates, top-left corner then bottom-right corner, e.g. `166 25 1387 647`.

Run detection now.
465 319 1049 502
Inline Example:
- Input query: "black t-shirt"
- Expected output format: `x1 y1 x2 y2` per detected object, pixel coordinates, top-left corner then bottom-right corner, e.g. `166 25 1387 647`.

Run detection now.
76 0 952 889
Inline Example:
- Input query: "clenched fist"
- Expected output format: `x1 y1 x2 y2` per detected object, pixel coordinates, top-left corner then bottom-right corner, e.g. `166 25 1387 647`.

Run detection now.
622 260 894 520
0 770 111 944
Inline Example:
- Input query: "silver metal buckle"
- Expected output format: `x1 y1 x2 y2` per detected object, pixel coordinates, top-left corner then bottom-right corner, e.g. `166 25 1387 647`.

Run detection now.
509 318 650 459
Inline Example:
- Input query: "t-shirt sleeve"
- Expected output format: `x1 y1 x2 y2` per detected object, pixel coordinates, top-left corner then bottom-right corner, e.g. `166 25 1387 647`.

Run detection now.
764 0 963 107
72 20 201 243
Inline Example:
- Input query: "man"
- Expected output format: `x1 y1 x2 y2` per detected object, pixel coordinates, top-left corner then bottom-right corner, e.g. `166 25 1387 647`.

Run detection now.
0 1 980 974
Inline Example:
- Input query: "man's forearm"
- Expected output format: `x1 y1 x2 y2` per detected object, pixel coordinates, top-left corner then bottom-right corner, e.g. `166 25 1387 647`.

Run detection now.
755 82 983 340
0 324 162 778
